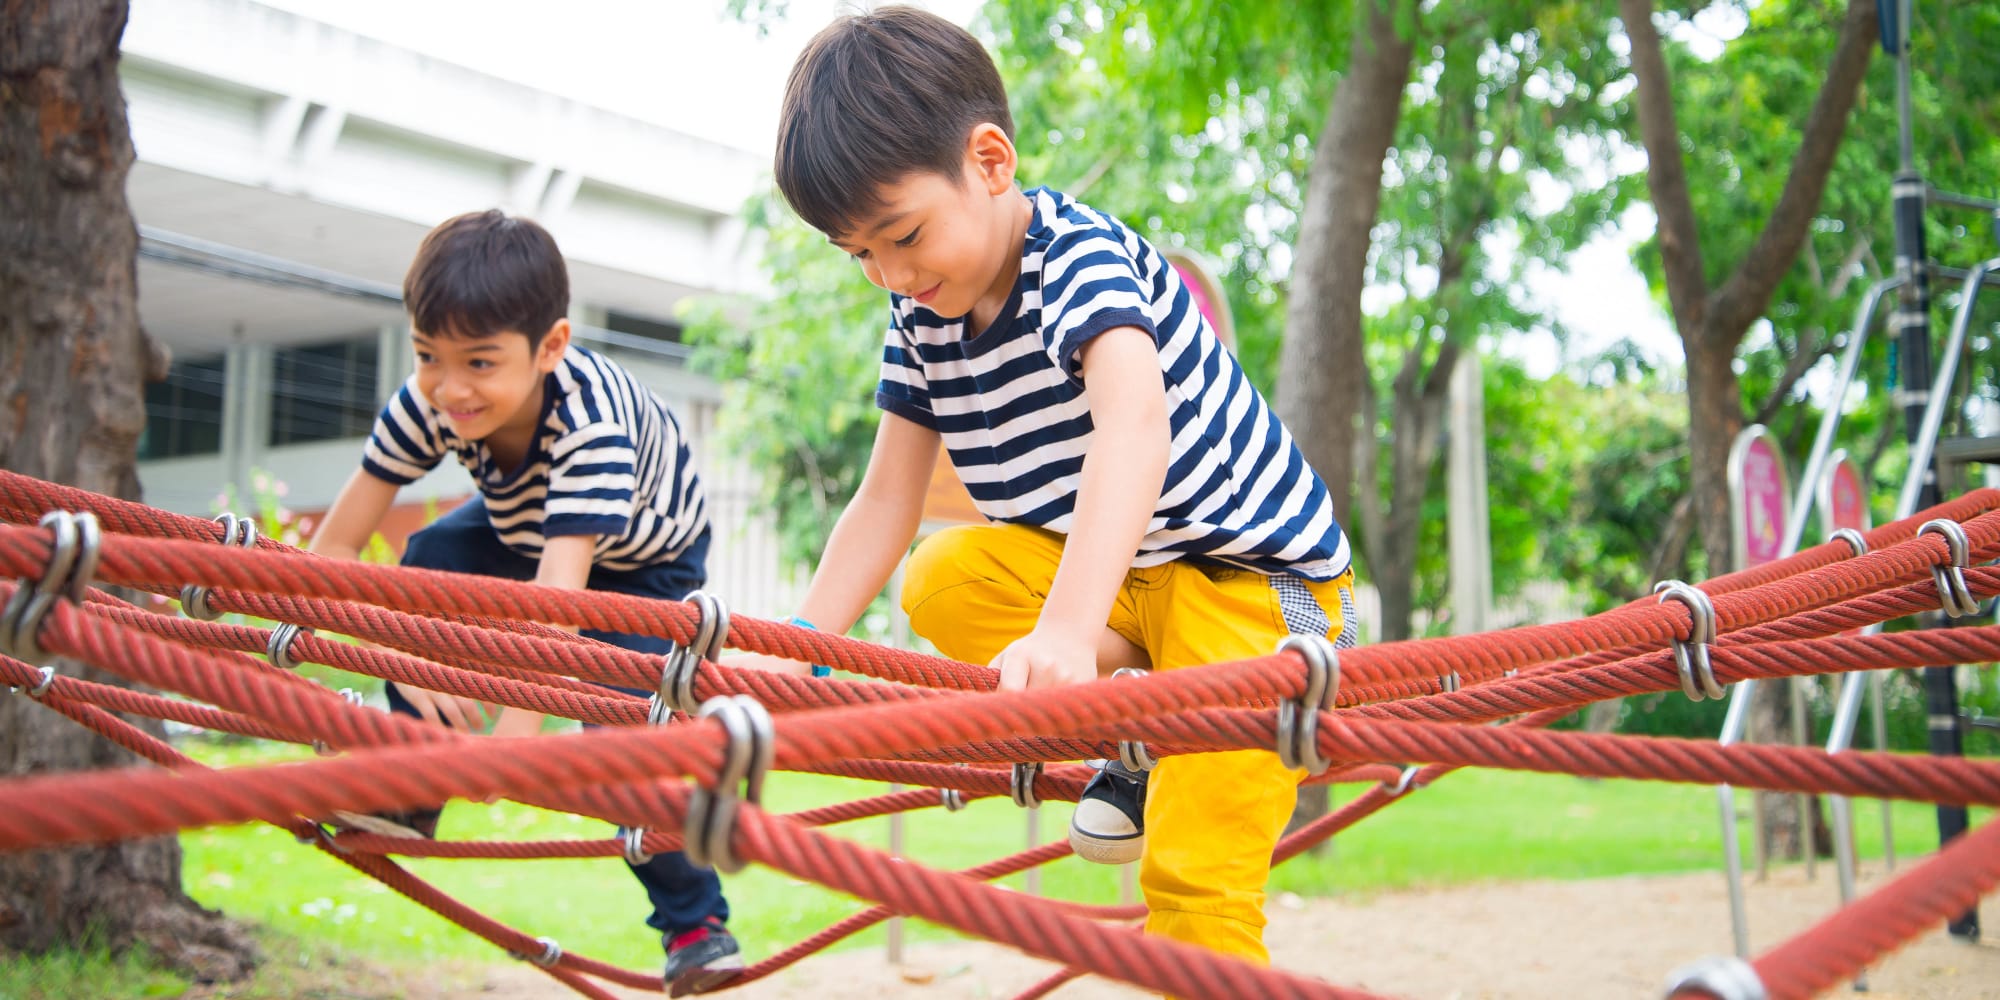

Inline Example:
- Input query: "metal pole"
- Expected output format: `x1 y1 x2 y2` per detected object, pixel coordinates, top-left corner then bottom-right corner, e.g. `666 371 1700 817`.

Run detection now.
1889 0 1976 941
1025 805 1042 896
887 783 905 964
1870 670 1896 870
1790 677 1814 881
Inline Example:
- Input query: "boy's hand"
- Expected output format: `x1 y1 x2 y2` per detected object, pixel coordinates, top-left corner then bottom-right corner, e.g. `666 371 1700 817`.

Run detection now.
392 681 495 733
721 652 815 677
993 629 1097 691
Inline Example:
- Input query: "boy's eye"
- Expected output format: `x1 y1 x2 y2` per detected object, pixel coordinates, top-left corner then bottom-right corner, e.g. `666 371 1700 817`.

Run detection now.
893 227 921 248
468 359 493 370
849 248 871 261
415 352 435 364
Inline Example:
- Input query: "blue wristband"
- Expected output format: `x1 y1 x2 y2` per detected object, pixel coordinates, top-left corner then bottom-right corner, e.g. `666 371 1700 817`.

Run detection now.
787 615 832 677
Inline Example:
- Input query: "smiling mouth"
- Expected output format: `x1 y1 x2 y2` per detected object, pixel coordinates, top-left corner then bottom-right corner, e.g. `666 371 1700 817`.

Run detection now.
913 283 942 304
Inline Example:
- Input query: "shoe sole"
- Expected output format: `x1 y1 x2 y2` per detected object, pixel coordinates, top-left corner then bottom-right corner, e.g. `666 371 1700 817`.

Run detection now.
1069 825 1144 865
668 960 744 997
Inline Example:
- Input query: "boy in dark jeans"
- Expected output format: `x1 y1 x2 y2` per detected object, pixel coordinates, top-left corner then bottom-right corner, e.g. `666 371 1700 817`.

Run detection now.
308 209 740 994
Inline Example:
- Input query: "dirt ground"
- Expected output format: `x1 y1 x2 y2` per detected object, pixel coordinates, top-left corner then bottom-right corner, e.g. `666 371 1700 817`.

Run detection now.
423 863 1999 999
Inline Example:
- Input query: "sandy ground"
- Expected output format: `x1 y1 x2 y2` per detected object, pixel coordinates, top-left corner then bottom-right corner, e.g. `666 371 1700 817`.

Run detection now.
423 863 1999 1000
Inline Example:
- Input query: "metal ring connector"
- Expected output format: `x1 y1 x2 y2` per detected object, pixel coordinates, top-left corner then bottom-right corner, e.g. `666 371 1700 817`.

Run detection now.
940 788 967 811
1655 581 1723 700
1918 519 1980 618
1384 764 1423 798
620 825 654 866
1275 634 1339 774
1439 671 1461 694
25 666 57 699
268 622 314 669
180 513 258 621
0 512 101 664
1828 527 1868 558
315 688 367 754
1110 667 1158 772
1661 955 1767 999
1010 761 1043 809
683 695 772 874
652 592 730 723
512 935 563 969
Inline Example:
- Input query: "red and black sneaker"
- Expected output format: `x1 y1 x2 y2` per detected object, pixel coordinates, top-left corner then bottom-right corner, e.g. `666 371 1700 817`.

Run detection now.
664 918 743 996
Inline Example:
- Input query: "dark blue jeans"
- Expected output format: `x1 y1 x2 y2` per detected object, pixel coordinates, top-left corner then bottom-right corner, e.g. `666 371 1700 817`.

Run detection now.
388 497 728 937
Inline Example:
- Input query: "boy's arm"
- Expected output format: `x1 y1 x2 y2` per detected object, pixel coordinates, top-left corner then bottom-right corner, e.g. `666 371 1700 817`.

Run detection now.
994 327 1168 690
728 412 938 673
309 469 489 732
308 469 400 561
485 533 594 738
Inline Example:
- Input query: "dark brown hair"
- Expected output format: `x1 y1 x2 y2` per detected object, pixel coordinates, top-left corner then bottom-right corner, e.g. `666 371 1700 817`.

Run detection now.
774 6 1013 237
403 209 569 350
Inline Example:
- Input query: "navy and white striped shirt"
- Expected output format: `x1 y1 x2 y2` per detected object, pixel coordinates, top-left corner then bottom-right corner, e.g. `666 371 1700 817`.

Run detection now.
362 344 708 571
875 187 1350 581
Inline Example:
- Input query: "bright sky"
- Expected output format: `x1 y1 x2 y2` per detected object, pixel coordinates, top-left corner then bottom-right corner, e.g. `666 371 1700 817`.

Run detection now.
254 0 1681 376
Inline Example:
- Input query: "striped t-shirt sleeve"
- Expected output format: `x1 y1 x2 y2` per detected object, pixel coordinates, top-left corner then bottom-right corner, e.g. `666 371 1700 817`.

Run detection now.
874 312 936 429
1040 230 1159 382
360 379 445 485
543 422 637 538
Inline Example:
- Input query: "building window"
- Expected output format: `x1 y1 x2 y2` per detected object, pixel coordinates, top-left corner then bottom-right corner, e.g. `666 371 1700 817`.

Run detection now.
270 335 380 446
139 354 227 460
604 309 682 344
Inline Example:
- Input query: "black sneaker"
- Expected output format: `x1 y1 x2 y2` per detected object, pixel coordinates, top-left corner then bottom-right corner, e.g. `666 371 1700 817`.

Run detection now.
328 807 441 840
1069 758 1148 864
664 918 743 996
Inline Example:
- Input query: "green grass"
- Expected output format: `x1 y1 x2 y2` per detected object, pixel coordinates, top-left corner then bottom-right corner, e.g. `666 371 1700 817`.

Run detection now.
10 735 1988 999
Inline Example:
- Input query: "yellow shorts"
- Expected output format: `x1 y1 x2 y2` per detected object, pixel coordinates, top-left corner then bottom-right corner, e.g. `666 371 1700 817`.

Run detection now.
902 523 1357 967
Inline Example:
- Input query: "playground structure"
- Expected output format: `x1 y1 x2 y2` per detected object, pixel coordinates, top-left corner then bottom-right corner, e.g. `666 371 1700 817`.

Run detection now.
0 469 1998 999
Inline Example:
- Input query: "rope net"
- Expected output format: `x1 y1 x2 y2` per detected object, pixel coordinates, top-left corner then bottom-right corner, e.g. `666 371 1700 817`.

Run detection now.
0 468 1997 999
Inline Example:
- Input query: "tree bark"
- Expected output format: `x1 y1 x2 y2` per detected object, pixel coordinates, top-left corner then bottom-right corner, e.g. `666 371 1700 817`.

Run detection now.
1275 0 1416 529
1276 0 1416 838
0 0 257 980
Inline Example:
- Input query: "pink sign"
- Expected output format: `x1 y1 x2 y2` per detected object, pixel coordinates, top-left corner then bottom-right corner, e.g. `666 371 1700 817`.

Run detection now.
1824 459 1870 533
1733 430 1789 570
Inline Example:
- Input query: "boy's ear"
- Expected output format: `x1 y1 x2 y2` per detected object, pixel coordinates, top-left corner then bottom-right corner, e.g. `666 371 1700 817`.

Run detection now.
965 122 1017 196
536 319 571 371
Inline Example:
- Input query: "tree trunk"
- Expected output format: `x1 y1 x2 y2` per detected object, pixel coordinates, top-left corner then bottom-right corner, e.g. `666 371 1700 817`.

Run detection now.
1374 337 1459 643
1275 0 1416 836
0 0 257 980
1620 0 1878 856
1274 0 1416 528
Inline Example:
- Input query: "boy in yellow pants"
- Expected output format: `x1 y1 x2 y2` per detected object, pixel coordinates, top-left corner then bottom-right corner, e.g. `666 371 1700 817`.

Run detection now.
734 6 1359 967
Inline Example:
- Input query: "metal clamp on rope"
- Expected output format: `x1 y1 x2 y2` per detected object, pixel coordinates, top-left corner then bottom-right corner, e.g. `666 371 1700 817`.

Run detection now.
649 591 729 724
1918 519 1980 618
1009 761 1043 809
0 511 102 665
1661 955 1767 1000
1275 633 1339 775
314 688 368 755
1655 581 1722 701
1828 527 1868 558
620 825 653 866
940 787 967 811
1383 764 1423 798
1109 667 1158 772
510 936 563 969
180 513 258 621
267 622 314 670
683 695 773 874
1439 671 1461 694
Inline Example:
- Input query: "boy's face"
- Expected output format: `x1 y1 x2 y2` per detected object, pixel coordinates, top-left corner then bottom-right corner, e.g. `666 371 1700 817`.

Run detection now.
412 321 568 442
829 125 1024 325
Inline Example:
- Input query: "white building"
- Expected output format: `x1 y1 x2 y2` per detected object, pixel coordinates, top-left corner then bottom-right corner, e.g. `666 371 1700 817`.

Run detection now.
122 0 796 614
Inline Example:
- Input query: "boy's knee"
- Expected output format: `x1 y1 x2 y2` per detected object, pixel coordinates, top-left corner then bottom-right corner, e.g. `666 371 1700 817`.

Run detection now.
401 517 483 572
899 524 1000 618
